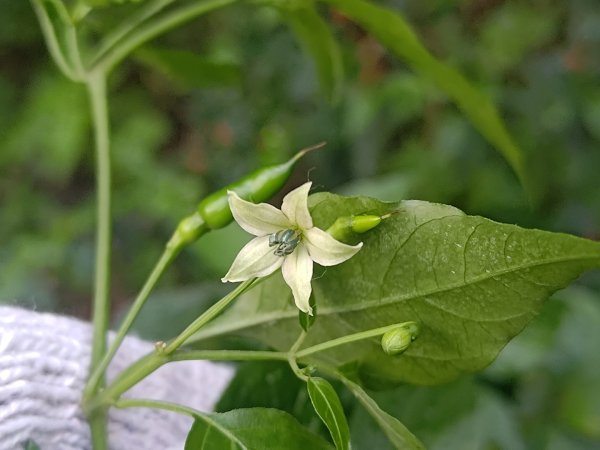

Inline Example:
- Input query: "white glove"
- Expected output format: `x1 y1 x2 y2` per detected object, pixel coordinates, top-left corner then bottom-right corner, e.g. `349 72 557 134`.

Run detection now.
0 306 234 450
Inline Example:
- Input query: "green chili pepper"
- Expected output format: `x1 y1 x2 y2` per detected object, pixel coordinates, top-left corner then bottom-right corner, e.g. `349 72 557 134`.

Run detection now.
168 142 325 251
326 212 395 242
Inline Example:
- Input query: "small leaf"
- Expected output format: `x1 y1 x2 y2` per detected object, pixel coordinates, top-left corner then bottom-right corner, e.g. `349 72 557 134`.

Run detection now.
343 376 425 449
279 4 344 103
134 46 241 91
307 377 350 450
184 408 334 449
22 440 40 450
349 378 525 450
322 0 525 182
299 294 317 331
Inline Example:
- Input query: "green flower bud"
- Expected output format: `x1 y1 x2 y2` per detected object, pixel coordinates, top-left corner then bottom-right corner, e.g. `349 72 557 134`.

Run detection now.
350 214 382 233
381 321 419 356
327 212 393 241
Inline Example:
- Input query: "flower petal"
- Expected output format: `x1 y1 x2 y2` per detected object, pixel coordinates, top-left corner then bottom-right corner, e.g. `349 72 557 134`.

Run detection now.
281 182 313 230
222 236 284 282
282 244 314 314
303 227 363 266
228 191 291 236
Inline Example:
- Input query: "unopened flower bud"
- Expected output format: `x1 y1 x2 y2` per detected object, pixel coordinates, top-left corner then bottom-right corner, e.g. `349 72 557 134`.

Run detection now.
381 321 419 356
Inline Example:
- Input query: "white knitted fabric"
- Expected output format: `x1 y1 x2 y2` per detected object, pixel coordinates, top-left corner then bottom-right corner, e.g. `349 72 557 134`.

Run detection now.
0 306 234 450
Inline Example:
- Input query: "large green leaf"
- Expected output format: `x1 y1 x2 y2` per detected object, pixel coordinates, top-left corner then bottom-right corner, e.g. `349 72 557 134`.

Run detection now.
191 193 600 385
320 0 525 182
184 408 333 449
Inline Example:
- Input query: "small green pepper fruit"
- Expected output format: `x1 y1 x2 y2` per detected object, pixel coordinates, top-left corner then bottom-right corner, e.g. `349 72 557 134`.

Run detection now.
198 142 324 230
381 321 420 356
168 143 324 253
326 212 394 242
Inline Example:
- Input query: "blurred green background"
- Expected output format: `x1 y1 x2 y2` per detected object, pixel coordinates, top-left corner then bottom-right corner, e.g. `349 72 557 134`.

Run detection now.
1 0 599 448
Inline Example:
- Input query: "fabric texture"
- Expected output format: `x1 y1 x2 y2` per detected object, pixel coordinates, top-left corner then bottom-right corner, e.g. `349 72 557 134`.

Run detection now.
0 306 234 450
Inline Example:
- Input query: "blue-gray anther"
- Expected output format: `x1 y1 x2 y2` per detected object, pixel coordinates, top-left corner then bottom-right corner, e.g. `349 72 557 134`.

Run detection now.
269 229 301 256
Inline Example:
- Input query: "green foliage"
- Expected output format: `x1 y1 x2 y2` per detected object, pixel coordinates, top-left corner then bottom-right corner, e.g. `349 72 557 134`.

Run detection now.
344 377 425 450
1 72 88 183
21 440 41 450
299 294 317 331
191 193 600 385
184 408 334 449
278 2 344 103
350 378 524 450
307 377 350 450
3 0 600 448
134 46 241 91
322 0 525 182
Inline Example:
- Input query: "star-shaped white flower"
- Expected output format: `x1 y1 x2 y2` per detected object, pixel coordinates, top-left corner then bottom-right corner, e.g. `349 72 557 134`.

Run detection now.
222 182 363 314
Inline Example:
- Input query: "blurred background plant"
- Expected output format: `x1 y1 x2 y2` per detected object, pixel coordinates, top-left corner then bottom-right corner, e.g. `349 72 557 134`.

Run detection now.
1 0 599 448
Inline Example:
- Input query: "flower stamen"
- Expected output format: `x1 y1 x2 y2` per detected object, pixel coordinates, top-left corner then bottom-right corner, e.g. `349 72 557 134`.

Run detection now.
269 229 301 257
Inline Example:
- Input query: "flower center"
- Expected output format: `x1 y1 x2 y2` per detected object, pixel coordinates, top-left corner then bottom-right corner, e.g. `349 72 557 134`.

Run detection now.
269 229 301 257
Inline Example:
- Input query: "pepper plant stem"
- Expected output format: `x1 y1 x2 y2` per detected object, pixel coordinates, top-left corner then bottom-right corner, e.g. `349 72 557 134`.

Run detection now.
113 398 204 419
88 281 261 411
84 243 181 400
163 278 257 354
86 70 111 450
94 0 239 74
295 323 409 359
90 0 174 68
113 398 243 444
88 71 112 382
89 349 287 411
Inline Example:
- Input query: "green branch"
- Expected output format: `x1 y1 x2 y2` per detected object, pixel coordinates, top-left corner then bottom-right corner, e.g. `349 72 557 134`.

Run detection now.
30 0 79 80
90 0 175 68
296 323 411 358
163 278 257 354
88 349 287 412
93 0 239 74
84 244 180 401
86 70 112 450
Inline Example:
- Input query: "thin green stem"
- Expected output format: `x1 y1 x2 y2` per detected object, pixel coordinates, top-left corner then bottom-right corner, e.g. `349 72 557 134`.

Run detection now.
87 279 262 412
163 278 257 354
85 69 111 450
113 398 245 446
114 398 203 419
88 349 286 412
84 244 181 400
89 0 174 68
172 349 288 363
30 0 79 80
94 0 238 73
317 363 426 450
64 22 85 77
87 70 112 381
295 323 405 359
288 331 308 381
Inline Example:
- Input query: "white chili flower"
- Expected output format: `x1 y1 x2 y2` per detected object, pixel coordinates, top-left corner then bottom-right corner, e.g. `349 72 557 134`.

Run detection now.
222 182 362 314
